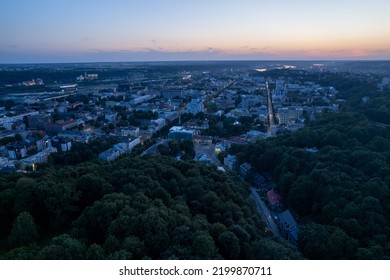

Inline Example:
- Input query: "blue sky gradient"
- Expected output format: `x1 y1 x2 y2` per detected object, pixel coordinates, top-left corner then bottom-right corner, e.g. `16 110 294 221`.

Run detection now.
1 0 390 63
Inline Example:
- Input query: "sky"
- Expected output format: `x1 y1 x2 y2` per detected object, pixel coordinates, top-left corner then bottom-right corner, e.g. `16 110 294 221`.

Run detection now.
1 0 390 63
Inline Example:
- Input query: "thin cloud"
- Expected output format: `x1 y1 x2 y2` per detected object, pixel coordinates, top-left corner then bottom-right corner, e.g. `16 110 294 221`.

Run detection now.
204 47 223 54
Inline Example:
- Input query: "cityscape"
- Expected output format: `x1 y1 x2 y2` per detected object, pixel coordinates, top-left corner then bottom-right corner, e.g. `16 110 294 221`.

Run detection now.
1 60 390 260
0 61 344 172
1 0 390 264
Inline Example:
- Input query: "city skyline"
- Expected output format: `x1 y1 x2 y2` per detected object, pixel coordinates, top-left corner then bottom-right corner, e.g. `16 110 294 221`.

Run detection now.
1 0 390 63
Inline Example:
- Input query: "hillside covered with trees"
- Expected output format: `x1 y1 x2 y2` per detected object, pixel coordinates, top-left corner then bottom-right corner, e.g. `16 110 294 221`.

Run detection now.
229 72 390 259
0 156 300 260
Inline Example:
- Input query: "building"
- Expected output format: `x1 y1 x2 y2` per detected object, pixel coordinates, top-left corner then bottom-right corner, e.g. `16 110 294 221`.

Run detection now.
277 210 298 245
193 135 213 145
128 137 141 151
86 73 98 80
0 157 16 171
8 145 27 160
288 106 304 121
51 137 72 152
105 113 118 123
120 126 140 137
99 142 128 161
18 147 57 170
272 81 288 107
240 162 252 178
241 95 263 109
11 120 26 131
194 153 212 164
150 118 166 131
277 107 303 125
22 80 36 86
214 97 235 110
129 95 153 105
161 88 183 99
159 111 179 122
226 108 252 119
0 111 38 126
35 137 52 151
253 172 266 188
168 126 193 141
274 80 287 97
58 130 91 143
378 77 390 90
224 154 237 171
277 108 289 125
45 119 80 133
186 96 204 115
227 136 248 146
98 139 140 161
98 147 119 161
28 113 52 130
267 189 283 211
256 105 268 117
244 130 270 143
214 143 226 153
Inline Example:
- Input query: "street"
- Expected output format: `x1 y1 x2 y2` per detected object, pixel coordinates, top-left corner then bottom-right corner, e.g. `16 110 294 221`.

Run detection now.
194 143 281 238
249 187 281 238
141 139 168 156
266 81 276 134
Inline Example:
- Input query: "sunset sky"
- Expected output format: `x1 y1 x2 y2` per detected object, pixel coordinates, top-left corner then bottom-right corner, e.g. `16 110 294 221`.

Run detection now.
1 0 390 63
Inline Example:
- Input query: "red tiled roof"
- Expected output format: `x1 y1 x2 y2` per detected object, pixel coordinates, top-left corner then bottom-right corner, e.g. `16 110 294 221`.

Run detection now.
267 189 282 205
45 119 77 127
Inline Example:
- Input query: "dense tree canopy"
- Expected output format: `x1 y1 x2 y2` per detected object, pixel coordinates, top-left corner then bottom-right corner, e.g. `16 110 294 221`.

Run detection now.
231 111 390 259
0 156 300 260
225 70 390 259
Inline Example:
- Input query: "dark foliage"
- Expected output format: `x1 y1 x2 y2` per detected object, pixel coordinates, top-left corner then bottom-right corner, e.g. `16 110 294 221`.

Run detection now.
229 83 390 259
0 156 300 259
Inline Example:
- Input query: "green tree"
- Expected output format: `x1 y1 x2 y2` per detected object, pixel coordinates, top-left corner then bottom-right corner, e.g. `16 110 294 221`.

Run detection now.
75 174 106 208
14 133 23 142
8 211 39 248
123 236 145 259
192 234 216 258
86 244 106 260
38 234 86 260
157 144 170 156
2 245 39 260
180 140 195 158
217 151 228 164
217 231 240 259
248 239 302 260
107 250 133 260
168 141 180 156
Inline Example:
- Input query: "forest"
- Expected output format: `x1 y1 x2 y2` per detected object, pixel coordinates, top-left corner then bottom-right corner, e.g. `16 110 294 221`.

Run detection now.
232 111 390 259
0 156 300 259
228 72 390 259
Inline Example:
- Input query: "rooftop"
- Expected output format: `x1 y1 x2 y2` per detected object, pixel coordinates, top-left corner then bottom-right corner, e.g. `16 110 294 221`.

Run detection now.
267 189 282 206
279 210 297 229
169 126 193 134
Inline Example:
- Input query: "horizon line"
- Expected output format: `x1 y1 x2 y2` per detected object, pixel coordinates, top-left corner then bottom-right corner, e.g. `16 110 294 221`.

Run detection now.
1 58 390 65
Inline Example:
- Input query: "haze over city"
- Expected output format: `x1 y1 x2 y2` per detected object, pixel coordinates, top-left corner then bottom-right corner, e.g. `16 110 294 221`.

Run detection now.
1 0 390 63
